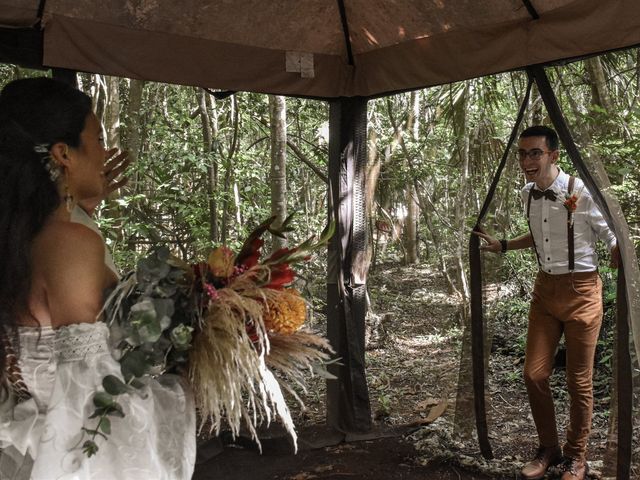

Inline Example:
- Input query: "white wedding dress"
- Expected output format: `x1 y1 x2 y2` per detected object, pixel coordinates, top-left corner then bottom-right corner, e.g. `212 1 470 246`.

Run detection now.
0 322 196 480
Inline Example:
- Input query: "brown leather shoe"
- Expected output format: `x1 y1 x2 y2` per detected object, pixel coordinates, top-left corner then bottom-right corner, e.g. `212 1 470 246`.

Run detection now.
560 457 588 480
520 445 563 480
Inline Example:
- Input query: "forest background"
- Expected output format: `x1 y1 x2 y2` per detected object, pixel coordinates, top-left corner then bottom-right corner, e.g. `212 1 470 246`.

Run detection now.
1 51 639 469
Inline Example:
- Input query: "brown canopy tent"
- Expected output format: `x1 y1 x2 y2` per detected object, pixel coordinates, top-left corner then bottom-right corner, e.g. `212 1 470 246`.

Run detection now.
1 0 640 98
1 0 639 477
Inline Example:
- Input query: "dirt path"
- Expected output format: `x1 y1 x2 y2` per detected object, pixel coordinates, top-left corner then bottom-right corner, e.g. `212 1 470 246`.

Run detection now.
194 263 639 479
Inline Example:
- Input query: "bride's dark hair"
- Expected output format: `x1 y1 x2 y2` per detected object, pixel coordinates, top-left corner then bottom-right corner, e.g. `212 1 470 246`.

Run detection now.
0 77 92 387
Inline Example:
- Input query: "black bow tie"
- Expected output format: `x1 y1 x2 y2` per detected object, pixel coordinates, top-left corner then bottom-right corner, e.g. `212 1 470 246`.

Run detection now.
531 188 557 201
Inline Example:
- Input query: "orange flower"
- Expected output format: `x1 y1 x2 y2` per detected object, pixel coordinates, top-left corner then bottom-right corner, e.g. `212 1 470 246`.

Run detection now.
208 246 235 278
262 289 307 334
563 194 578 213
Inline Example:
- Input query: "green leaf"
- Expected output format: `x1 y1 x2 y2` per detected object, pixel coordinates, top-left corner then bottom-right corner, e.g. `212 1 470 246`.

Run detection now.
102 375 129 396
82 440 99 457
129 378 145 389
120 349 149 380
107 401 125 418
93 392 114 409
99 417 112 435
89 407 108 419
170 324 194 351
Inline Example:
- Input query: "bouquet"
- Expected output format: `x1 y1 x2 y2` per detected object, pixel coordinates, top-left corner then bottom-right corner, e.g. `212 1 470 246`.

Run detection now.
81 216 335 457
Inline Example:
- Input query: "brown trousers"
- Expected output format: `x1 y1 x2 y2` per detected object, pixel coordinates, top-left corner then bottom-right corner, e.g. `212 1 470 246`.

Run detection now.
523 270 603 460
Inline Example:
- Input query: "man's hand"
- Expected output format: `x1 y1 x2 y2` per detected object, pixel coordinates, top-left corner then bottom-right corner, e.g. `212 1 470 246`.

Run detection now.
79 149 131 216
472 226 502 254
610 243 621 269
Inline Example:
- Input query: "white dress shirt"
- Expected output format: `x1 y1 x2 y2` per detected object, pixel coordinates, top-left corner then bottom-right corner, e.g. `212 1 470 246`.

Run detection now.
521 170 616 274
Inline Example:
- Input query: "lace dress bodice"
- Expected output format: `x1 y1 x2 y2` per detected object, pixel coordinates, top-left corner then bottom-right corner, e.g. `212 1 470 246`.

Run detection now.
0 322 196 480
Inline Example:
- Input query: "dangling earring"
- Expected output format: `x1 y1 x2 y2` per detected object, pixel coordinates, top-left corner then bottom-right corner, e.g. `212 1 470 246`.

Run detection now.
63 168 75 213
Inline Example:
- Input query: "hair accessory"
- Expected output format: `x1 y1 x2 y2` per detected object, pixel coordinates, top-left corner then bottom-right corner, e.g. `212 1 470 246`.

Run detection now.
34 143 62 183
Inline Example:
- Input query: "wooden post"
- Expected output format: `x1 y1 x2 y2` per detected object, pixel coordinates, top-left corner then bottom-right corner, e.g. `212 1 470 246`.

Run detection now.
326 97 372 432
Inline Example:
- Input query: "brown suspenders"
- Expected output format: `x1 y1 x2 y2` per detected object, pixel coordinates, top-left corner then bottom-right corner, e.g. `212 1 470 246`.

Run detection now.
526 176 575 271
567 176 575 272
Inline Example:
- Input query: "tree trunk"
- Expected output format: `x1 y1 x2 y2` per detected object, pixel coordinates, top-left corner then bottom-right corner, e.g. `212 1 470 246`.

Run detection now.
404 185 419 263
124 80 144 163
104 76 120 149
452 83 471 306
585 56 614 114
269 95 287 251
221 96 239 244
198 89 219 243
402 91 420 264
366 127 381 269
123 79 144 200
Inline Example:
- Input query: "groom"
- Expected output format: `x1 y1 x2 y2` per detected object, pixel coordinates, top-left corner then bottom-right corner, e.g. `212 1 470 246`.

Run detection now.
475 125 618 480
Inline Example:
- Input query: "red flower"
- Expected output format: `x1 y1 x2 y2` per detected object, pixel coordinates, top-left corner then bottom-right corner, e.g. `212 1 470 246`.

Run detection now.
266 263 295 289
267 247 297 263
241 238 264 269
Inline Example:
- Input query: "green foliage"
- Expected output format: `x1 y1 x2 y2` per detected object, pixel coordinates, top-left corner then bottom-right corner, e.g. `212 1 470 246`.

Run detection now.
80 247 194 456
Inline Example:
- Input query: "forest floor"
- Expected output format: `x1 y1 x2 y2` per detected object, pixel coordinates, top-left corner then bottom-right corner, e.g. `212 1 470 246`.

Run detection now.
194 263 640 480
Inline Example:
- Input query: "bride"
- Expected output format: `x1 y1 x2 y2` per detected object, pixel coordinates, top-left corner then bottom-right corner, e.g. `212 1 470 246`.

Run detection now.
0 78 196 479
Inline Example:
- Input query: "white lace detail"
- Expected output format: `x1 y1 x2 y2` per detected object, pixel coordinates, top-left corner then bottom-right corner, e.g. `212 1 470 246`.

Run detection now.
3 321 196 479
53 323 110 362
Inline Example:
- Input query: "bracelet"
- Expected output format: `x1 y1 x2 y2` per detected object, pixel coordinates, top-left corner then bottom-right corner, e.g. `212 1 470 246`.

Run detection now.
500 239 508 253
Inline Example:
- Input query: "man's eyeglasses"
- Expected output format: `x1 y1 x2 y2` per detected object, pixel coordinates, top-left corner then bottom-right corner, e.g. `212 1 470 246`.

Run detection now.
515 149 554 160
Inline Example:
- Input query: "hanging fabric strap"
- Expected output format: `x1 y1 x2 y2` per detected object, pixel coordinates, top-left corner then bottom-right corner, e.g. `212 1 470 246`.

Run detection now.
469 77 533 460
527 64 631 480
567 176 575 272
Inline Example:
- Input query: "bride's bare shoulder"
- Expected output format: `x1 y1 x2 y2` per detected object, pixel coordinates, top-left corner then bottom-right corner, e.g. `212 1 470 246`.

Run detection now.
32 221 111 327
34 220 105 267
32 221 105 278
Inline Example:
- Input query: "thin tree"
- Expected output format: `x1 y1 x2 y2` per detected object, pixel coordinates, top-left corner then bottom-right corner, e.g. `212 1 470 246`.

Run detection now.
269 95 288 251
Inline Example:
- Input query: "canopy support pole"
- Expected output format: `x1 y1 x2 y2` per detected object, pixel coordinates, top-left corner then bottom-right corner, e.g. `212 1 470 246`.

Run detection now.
521 0 540 20
336 0 355 66
326 96 371 432
528 64 632 480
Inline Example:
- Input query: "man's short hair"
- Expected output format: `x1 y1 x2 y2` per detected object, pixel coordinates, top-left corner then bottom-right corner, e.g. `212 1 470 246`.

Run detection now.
520 125 559 151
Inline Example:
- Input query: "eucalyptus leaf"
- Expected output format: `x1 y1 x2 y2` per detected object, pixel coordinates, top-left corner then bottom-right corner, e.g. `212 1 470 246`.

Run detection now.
136 254 171 285
102 375 129 396
93 392 114 409
99 417 112 435
82 440 99 457
120 350 149 380
152 298 175 328
107 401 125 418
170 324 194 351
